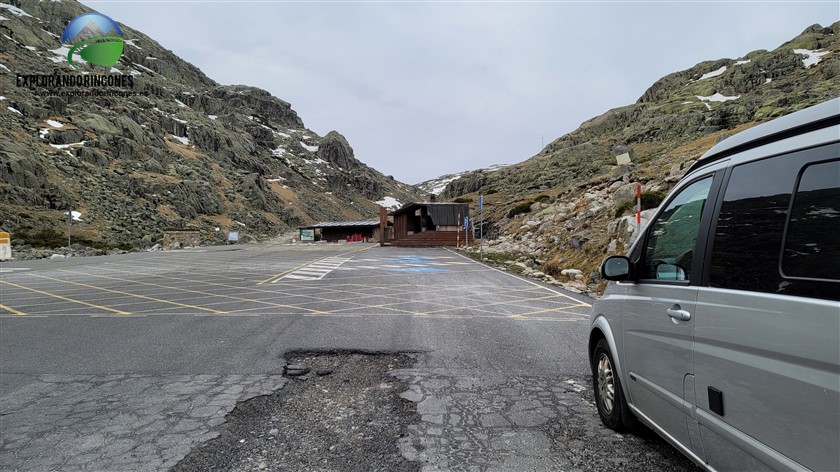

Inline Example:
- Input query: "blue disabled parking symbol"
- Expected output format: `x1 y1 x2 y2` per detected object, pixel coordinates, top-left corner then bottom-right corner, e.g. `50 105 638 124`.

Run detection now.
383 255 450 273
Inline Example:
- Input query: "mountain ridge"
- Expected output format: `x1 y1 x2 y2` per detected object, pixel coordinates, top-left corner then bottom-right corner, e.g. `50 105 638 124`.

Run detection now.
0 0 422 251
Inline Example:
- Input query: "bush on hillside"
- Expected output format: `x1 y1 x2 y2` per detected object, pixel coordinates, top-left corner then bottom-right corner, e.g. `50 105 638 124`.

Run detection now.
507 201 534 218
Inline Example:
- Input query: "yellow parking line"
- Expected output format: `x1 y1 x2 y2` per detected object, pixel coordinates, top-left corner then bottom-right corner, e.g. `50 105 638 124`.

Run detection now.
27 274 225 315
53 269 321 314
0 303 27 316
0 280 130 315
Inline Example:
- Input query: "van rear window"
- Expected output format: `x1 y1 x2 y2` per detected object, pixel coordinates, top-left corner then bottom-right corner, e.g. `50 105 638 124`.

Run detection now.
781 159 840 282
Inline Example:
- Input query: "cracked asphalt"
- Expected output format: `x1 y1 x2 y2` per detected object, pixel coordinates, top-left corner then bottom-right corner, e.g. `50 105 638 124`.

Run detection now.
0 243 698 471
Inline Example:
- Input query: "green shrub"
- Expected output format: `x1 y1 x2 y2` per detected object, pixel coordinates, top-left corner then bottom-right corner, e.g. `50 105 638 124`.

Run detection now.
507 201 533 218
17 228 126 250
613 190 668 218
452 197 473 203
641 190 667 209
534 194 552 203
482 252 516 263
21 228 66 248
614 200 636 218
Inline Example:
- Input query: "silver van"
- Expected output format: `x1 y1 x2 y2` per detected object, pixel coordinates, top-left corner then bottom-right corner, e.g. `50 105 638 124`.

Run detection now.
588 98 839 471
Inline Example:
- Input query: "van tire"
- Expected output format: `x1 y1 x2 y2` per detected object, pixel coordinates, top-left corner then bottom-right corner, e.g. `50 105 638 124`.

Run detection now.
593 338 637 432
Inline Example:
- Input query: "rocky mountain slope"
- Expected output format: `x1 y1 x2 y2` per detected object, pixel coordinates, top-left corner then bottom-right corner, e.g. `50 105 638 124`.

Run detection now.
439 22 839 294
0 0 421 250
416 164 509 196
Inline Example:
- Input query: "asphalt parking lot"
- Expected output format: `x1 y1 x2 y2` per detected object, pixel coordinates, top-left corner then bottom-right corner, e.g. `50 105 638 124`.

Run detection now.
1 244 587 320
0 243 696 471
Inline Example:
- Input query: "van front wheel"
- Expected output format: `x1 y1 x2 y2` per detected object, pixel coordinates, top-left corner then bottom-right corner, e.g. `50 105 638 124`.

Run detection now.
593 338 635 431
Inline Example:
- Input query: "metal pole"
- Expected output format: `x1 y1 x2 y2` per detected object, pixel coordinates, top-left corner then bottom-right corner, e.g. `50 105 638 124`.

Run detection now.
457 210 460 248
67 210 71 249
479 195 483 261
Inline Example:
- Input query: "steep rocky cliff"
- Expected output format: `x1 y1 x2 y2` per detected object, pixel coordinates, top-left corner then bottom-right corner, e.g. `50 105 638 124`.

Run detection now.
438 22 839 294
0 0 421 250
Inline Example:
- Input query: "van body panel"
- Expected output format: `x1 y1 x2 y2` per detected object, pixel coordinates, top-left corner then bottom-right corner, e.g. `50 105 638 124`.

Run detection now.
694 289 840 471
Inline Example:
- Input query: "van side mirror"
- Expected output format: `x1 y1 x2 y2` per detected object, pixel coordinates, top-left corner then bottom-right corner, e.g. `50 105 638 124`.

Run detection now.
601 256 632 281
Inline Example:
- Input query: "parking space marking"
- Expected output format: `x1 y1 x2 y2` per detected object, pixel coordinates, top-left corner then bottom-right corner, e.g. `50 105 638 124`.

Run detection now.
87 265 341 310
258 245 375 285
0 303 26 315
300 311 587 322
50 269 326 315
0 246 590 320
273 256 353 282
445 248 592 307
27 273 227 315
0 280 130 315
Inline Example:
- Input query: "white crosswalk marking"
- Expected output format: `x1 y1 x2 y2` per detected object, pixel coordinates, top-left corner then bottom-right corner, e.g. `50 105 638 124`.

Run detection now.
276 257 352 282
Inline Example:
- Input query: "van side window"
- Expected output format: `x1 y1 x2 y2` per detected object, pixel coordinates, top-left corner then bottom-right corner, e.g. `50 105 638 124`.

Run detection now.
710 147 839 301
642 177 712 281
782 159 840 281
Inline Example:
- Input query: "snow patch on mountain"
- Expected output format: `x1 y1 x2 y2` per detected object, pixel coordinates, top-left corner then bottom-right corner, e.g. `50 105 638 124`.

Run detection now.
696 93 740 103
699 66 727 80
376 196 402 210
0 3 32 17
793 48 830 68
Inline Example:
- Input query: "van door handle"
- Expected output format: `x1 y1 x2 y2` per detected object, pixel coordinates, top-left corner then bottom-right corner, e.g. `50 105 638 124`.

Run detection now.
666 306 691 321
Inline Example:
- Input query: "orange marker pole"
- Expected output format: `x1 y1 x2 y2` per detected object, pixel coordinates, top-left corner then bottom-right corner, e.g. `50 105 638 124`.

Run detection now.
636 184 642 234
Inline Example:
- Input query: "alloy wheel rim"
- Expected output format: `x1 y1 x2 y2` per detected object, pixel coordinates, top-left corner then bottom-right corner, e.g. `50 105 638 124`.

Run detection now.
597 353 615 414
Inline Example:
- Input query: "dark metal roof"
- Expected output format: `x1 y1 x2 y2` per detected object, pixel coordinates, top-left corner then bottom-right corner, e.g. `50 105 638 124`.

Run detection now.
390 202 468 215
390 202 469 226
301 220 379 229
689 98 840 174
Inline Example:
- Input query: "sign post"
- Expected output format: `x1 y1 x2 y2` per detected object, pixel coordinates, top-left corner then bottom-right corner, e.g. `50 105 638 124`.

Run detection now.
463 216 469 247
66 210 72 249
457 210 461 248
479 195 484 261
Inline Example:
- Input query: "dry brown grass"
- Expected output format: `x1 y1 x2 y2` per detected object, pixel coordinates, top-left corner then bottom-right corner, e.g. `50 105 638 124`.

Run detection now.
156 204 180 220
164 139 205 160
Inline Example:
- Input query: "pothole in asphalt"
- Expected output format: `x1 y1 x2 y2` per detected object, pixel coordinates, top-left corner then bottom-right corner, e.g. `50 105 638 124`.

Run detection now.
172 351 420 472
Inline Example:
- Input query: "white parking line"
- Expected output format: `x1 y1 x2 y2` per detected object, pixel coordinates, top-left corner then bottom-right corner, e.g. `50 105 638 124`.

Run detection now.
276 257 352 282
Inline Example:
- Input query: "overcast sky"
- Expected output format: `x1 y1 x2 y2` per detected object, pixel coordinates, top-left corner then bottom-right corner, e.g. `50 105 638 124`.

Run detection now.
83 1 838 184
